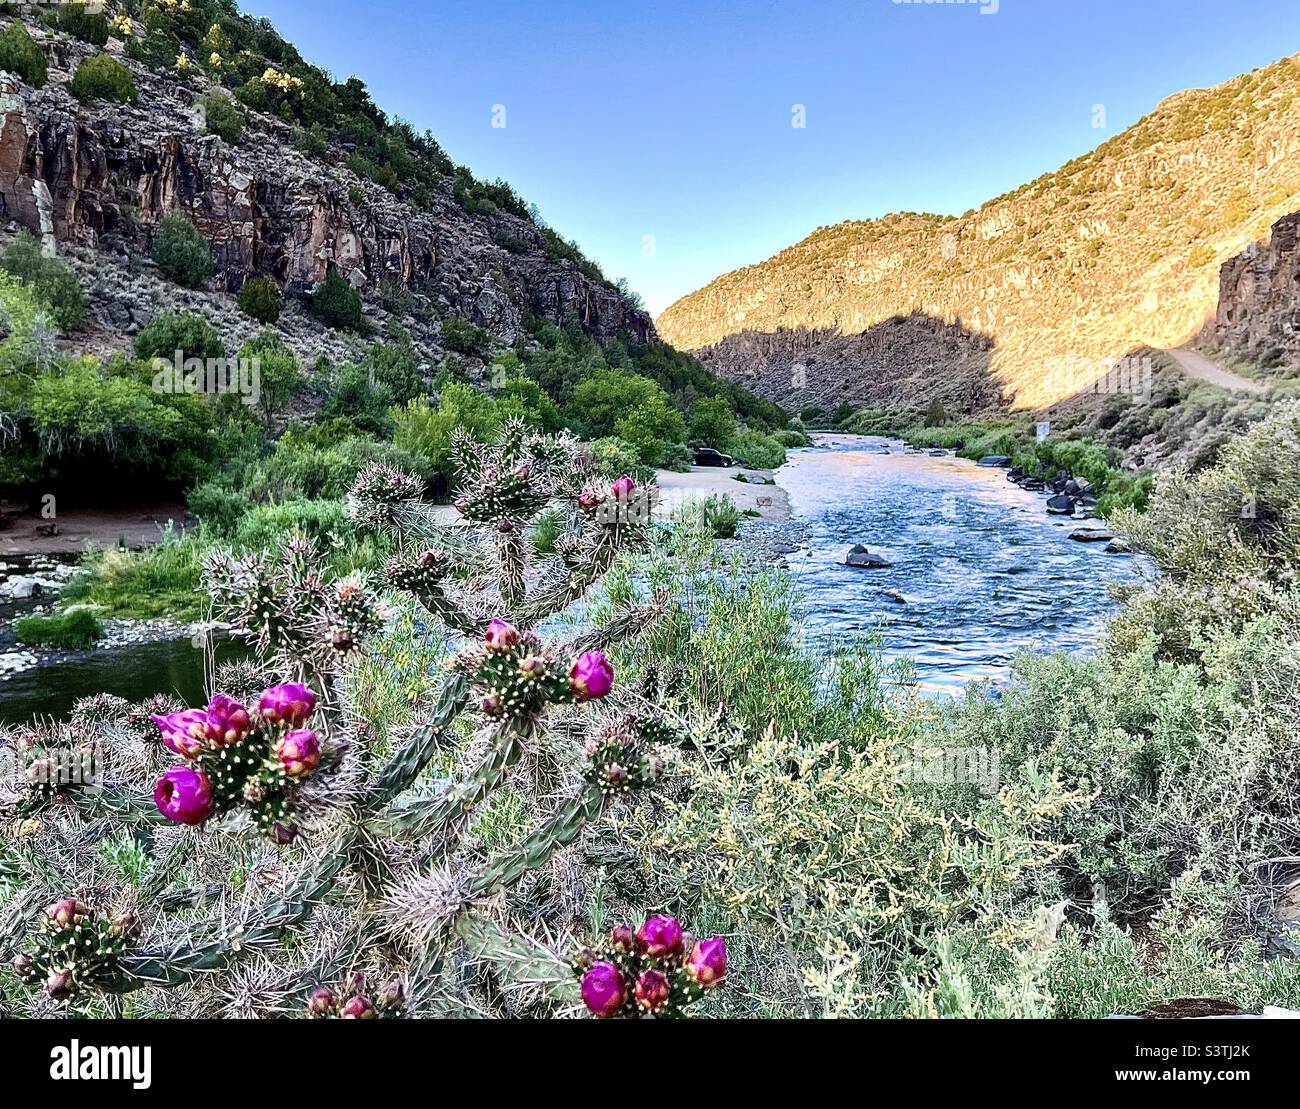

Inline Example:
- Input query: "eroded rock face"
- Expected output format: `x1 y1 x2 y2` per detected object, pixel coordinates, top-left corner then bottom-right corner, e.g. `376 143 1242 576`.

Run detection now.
0 29 651 350
1204 212 1300 373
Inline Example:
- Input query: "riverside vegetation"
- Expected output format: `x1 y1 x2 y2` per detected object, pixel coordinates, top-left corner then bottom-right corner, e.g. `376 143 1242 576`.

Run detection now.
2 3 1298 1020
3 406 1299 1017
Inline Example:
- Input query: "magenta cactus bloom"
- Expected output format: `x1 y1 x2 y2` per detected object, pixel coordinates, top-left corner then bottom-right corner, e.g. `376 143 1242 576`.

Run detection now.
201 695 252 746
577 490 600 512
154 765 214 826
634 968 672 1013
684 936 728 988
610 923 639 953
258 683 317 727
637 914 684 959
47 898 84 929
569 651 614 701
275 729 321 779
580 961 626 1018
480 692 505 719
307 987 337 1016
611 474 636 501
341 996 377 1019
484 618 520 651
151 708 208 759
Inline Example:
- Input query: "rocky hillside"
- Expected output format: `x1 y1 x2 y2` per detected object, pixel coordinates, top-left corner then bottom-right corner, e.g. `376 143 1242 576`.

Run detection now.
0 16 651 367
1201 211 1300 373
659 54 1300 411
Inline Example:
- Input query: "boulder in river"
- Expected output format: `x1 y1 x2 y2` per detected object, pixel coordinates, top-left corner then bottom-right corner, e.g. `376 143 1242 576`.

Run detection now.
1069 527 1115 542
1 576 44 599
927 449 947 457
978 455 1012 467
1021 478 1046 492
1046 494 1076 515
1104 537 1133 553
880 589 907 604
845 544 893 569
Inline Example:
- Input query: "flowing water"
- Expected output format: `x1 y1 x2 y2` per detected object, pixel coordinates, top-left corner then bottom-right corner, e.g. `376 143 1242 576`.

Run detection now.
0 434 1152 720
780 435 1152 695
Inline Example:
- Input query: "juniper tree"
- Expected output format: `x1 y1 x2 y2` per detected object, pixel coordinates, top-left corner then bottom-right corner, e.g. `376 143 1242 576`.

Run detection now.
0 420 728 1018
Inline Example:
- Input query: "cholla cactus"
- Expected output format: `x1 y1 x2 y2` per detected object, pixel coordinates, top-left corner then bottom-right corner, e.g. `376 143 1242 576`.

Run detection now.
0 420 714 1018
573 914 729 1018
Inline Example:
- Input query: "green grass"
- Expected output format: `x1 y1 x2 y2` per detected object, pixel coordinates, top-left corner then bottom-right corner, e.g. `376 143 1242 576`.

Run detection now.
14 607 104 649
61 532 205 619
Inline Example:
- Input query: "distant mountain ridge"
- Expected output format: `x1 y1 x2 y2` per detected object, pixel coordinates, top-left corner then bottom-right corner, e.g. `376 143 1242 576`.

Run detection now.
658 54 1300 413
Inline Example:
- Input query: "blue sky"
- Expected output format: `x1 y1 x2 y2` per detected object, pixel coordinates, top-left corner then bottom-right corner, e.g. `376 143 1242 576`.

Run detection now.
245 0 1300 316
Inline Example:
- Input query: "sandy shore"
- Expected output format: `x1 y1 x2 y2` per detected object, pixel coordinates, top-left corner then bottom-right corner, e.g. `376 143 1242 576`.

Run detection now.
653 466 791 521
0 503 190 556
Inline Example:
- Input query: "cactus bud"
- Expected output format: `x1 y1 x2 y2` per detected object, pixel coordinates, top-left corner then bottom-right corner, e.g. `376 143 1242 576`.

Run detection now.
610 923 639 953
151 708 208 758
377 979 405 1009
484 618 520 651
47 898 85 928
480 692 505 719
569 651 614 701
154 765 214 826
202 695 253 746
634 968 671 1013
611 474 635 501
579 961 626 1018
275 729 321 779
46 968 75 1000
308 986 337 1015
577 490 600 513
258 683 317 728
341 995 377 1019
11 953 33 978
637 914 684 959
684 936 728 988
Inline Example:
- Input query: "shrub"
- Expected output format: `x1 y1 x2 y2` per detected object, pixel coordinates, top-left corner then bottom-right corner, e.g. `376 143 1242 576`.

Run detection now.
151 215 213 288
729 428 787 470
202 92 244 142
311 266 363 331
187 481 254 538
0 22 48 88
392 384 501 477
688 396 736 450
61 532 205 619
1 232 87 330
673 493 742 538
440 316 491 357
69 54 137 104
232 499 352 550
45 3 110 46
237 275 281 324
134 312 224 363
238 331 303 428
14 608 104 649
612 396 687 468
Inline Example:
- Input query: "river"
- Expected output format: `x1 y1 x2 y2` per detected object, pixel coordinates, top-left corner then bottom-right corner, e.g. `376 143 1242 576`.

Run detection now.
779 434 1151 694
0 435 1151 720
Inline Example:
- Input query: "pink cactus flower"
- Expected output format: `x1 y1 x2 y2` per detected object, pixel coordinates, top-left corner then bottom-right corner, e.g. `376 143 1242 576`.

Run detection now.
610 923 639 953
47 899 84 929
276 729 321 779
151 708 208 759
569 651 614 701
307 987 337 1016
154 766 214 825
684 936 728 988
484 618 520 651
341 996 377 1019
634 968 672 1012
258 683 317 727
202 695 252 746
580 961 626 1018
577 490 600 512
637 914 684 959
611 474 636 501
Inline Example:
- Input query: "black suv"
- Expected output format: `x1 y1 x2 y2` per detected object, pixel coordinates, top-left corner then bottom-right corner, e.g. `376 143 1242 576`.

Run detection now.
693 447 735 467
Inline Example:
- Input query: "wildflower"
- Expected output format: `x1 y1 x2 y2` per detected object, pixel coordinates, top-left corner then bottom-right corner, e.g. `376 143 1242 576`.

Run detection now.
580 961 626 1018
259 683 317 727
569 651 614 701
152 708 208 759
637 914 684 959
154 766 214 825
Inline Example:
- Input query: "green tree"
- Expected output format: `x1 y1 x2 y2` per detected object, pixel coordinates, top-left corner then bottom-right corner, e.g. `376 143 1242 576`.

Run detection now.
152 214 214 288
1 232 87 331
202 92 244 142
238 276 281 324
69 54 137 104
0 22 48 88
688 396 737 450
566 368 671 439
311 267 363 331
239 331 304 429
392 384 501 475
134 313 224 363
613 395 688 467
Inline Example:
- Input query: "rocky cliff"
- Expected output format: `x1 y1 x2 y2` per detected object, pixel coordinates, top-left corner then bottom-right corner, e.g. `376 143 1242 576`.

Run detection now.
1201 211 1300 373
660 55 1300 411
0 21 652 362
